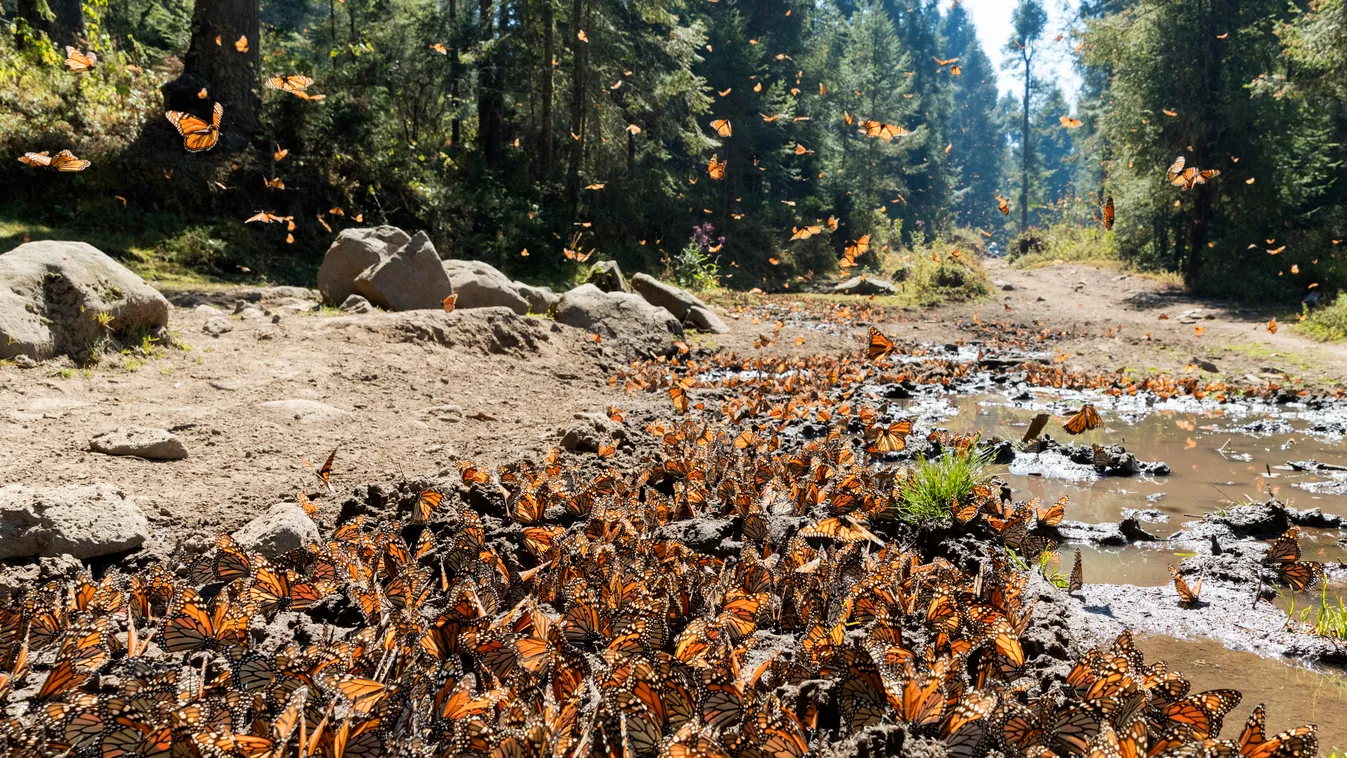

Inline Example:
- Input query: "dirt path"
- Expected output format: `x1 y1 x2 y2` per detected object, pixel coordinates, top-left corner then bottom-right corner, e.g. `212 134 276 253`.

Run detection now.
906 258 1347 386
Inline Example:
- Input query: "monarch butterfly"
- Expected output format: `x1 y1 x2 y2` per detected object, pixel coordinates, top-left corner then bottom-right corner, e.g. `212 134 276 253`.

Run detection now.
1069 550 1084 593
1168 564 1203 605
791 224 823 240
1036 496 1066 527
860 120 907 141
313 446 338 490
46 149 90 172
800 515 880 544
189 534 255 585
1102 196 1115 230
708 154 727 180
18 151 52 168
250 565 327 614
866 327 896 361
246 210 291 224
414 489 443 523
1060 116 1083 128
997 195 1010 216
710 119 732 137
64 46 97 72
1063 404 1102 435
1159 689 1242 740
845 234 870 259
161 594 254 651
1277 561 1324 592
165 102 223 152
1166 156 1187 184
669 385 690 414
263 176 285 189
1263 532 1300 564
865 420 912 454
265 74 315 95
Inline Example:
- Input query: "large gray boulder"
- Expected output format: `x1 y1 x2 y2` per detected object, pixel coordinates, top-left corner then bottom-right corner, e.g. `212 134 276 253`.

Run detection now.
316 226 411 304
0 483 150 560
587 260 629 293
830 275 897 296
0 241 170 361
630 273 708 319
687 306 731 334
232 502 320 558
353 232 454 311
442 260 530 314
514 283 559 315
89 427 188 460
555 283 682 355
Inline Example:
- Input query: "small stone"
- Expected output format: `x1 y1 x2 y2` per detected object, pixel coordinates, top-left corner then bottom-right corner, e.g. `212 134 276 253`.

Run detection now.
12 355 36 368
340 294 374 314
993 280 1015 291
203 317 233 336
231 502 320 558
1192 358 1219 373
194 304 223 316
89 427 188 460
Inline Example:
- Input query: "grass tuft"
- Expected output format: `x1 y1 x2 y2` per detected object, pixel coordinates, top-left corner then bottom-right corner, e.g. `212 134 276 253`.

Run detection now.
1280 587 1347 640
888 446 994 524
1297 294 1347 342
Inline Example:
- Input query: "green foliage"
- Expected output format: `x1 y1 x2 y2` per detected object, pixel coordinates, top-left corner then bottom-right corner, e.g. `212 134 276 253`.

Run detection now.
1280 587 1347 640
670 244 721 293
1297 294 1347 342
889 444 993 524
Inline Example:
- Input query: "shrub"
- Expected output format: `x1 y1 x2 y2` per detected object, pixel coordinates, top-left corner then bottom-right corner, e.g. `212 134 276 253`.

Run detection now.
1297 293 1347 341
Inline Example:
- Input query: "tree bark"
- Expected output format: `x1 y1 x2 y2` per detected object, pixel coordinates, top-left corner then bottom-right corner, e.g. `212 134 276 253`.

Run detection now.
449 0 462 147
478 0 504 165
1020 47 1031 233
564 0 586 220
539 0 555 180
16 0 85 46
167 0 261 140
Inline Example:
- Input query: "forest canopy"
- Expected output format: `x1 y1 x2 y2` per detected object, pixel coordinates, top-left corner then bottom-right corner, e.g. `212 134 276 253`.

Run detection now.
0 0 1343 301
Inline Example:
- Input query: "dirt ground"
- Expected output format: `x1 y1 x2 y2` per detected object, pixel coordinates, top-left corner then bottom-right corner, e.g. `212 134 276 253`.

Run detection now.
1 259 1343 557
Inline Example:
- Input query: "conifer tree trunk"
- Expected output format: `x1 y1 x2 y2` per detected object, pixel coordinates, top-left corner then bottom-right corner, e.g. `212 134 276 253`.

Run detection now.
539 0 555 180
564 0 586 219
17 0 85 45
449 0 462 147
168 0 261 139
478 0 503 165
1019 46 1031 233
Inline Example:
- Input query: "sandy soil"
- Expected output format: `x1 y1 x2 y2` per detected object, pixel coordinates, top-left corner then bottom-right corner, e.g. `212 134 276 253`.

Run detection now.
1 260 1342 557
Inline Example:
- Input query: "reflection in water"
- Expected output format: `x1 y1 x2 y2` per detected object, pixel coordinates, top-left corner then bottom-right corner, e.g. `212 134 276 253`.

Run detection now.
1137 635 1347 753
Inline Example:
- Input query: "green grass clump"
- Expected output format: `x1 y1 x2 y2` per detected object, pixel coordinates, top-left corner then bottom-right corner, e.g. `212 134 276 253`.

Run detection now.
1281 587 1347 640
888 446 994 524
1297 294 1347 342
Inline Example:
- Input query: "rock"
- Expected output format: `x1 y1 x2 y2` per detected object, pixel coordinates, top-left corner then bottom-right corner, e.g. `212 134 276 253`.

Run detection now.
424 405 463 423
559 412 627 454
555 284 682 355
0 240 171 361
231 502 320 558
514 283 559 314
0 483 149 560
260 399 348 424
1192 357 1219 373
830 275 897 296
195 304 223 316
686 306 731 334
13 355 36 368
353 231 454 311
587 260 629 293
89 427 188 460
316 226 411 304
355 308 551 358
442 260 529 313
629 273 708 320
339 294 374 314
202 317 233 336
237 306 267 321
994 280 1015 291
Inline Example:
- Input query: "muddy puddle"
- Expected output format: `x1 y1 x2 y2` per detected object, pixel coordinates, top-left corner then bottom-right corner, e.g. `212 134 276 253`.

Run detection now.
942 394 1347 528
1138 635 1347 752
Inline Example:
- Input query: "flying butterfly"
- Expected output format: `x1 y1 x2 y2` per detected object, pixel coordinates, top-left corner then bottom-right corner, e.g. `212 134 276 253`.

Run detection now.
866 327 896 361
165 102 224 152
997 195 1010 216
1101 196 1115 230
1063 404 1102 435
311 446 338 491
64 46 97 72
710 119 732 137
708 154 727 180
1060 116 1083 129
